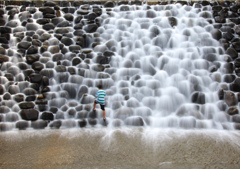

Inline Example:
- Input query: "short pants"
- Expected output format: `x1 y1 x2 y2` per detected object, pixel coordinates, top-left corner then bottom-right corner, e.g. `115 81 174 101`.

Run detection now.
95 100 105 110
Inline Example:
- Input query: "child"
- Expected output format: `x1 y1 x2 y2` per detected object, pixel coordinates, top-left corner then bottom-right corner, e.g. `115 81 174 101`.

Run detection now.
93 84 106 121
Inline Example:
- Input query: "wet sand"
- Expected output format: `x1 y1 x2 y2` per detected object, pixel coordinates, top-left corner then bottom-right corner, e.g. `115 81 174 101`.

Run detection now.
0 128 240 169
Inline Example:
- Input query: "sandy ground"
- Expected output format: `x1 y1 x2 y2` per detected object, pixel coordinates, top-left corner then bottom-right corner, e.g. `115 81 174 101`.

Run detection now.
0 128 240 169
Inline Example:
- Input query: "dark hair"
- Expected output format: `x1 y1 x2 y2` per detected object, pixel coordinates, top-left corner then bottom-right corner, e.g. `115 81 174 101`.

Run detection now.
98 84 102 89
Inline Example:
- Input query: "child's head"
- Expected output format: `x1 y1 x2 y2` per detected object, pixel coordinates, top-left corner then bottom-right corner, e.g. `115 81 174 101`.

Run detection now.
98 84 103 89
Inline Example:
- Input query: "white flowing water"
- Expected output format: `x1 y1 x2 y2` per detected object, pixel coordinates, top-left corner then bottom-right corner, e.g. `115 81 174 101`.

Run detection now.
90 4 232 129
0 3 235 130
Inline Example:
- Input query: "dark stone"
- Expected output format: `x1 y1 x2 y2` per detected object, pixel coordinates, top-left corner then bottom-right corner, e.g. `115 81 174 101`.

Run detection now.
32 62 44 72
13 94 24 102
27 7 37 14
5 113 19 122
26 54 40 64
88 12 98 20
72 57 81 66
39 33 51 42
49 46 60 54
0 85 4 95
37 105 48 112
62 7 76 14
0 46 6 55
214 16 226 23
223 63 234 74
0 20 6 27
19 102 35 109
76 110 88 119
4 73 13 81
84 24 98 33
20 109 39 121
40 69 55 78
230 83 240 92
23 88 38 95
95 55 111 64
223 74 236 83
168 17 177 27
0 37 8 44
8 85 19 94
51 18 64 26
27 46 38 55
104 1 116 8
40 45 48 53
42 76 49 86
41 86 50 93
17 41 31 50
25 95 36 101
61 37 73 46
44 1 57 7
16 121 29 130
41 112 54 121
57 21 71 27
6 20 19 28
227 106 239 115
35 99 48 105
234 58 240 68
31 120 48 129
29 73 43 83
0 123 13 131
88 118 97 126
26 23 39 31
69 45 81 53
226 47 238 60
37 18 51 25
55 65 66 72
78 119 87 128
39 7 55 15
77 9 89 15
43 23 55 31
0 54 9 63
191 92 205 104
3 92 11 100
232 115 240 123
222 32 234 41
88 110 97 119
67 108 76 118
49 120 62 129
203 53 217 62
30 83 40 91
64 13 74 21
0 27 11 34
224 91 237 106
124 116 144 126
232 42 240 52
0 106 10 113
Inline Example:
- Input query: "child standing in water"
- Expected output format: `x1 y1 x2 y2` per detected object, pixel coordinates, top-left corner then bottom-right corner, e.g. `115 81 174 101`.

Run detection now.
93 84 106 121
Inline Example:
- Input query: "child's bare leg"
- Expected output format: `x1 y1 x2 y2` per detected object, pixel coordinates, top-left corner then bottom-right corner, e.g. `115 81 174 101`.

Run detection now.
93 102 96 111
103 110 106 120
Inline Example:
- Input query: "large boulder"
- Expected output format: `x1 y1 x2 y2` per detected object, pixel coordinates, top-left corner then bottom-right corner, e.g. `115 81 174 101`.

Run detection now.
31 120 48 129
224 91 237 106
19 102 35 109
20 109 39 121
16 120 29 130
0 54 9 63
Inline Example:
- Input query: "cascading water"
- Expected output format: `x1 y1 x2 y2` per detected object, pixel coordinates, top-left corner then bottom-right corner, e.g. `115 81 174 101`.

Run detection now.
97 3 232 129
0 1 239 131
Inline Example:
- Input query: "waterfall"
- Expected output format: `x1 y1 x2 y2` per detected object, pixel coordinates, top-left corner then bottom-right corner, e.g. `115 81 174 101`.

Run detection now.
0 1 239 131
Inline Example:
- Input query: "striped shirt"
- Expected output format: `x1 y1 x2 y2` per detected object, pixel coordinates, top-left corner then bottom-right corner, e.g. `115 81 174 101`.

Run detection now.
95 90 106 105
